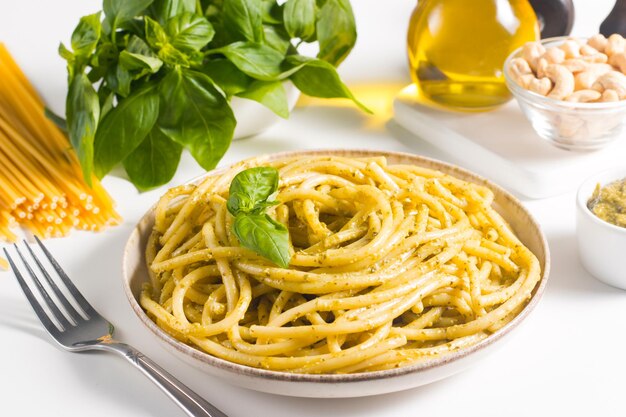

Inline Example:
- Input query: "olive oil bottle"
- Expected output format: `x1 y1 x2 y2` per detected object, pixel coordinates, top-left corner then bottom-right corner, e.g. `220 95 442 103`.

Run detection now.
407 0 539 111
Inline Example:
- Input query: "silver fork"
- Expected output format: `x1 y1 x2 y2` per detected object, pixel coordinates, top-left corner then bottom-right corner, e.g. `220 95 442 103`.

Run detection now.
4 237 227 417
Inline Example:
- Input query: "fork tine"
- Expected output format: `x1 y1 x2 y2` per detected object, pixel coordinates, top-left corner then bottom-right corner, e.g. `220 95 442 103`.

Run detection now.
3 248 63 335
12 244 73 330
34 236 97 318
24 242 84 322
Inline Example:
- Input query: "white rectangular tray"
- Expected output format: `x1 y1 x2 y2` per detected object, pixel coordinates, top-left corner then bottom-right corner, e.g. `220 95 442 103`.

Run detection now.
393 85 626 199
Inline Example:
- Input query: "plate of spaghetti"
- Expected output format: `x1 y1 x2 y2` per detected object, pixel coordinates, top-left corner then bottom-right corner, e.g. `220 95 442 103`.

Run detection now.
122 149 549 398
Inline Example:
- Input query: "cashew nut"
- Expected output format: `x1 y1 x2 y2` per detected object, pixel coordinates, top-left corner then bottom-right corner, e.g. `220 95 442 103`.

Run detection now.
528 77 552 96
562 59 590 73
545 64 575 100
608 52 626 74
605 34 625 56
556 114 585 139
587 34 608 53
581 52 609 64
509 58 533 87
565 89 602 102
542 47 566 64
574 63 614 90
521 42 546 72
559 40 581 58
580 45 599 56
591 71 626 98
601 89 620 102
536 58 549 78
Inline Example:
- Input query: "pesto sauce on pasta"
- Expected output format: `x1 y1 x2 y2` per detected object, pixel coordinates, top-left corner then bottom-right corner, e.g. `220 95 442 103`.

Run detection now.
141 155 541 374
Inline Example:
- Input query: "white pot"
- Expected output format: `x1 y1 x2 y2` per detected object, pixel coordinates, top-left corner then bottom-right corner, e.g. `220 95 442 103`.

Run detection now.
231 82 300 140
576 167 626 290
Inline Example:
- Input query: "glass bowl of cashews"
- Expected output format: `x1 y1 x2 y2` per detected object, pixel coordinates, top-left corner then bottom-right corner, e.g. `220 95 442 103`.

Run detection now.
504 35 626 151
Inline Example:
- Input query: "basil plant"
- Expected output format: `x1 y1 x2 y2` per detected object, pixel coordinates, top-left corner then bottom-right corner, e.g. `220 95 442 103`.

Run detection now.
58 0 368 190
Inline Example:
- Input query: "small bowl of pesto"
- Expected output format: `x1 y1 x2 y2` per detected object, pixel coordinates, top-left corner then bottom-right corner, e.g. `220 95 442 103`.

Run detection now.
577 168 626 289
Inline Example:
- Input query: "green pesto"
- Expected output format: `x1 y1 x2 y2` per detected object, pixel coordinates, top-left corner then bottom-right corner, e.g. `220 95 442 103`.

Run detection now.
588 178 626 228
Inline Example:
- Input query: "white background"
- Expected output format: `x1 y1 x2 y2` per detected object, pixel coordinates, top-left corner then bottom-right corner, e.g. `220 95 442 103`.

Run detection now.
1 1 625 416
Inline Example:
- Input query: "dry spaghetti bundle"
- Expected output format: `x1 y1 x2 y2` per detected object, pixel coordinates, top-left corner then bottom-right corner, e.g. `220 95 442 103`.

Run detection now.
0 44 120 242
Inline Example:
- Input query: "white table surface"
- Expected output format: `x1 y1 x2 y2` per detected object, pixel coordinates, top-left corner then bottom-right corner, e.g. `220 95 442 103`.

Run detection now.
1 1 625 416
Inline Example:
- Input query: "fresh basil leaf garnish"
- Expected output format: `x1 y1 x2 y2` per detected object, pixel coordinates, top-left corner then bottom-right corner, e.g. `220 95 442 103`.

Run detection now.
226 167 290 268
232 213 291 268
227 167 279 215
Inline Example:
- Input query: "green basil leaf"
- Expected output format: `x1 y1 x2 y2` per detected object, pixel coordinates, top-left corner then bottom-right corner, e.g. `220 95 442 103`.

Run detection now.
283 0 316 41
117 18 146 37
127 34 156 55
203 14 231 49
260 0 283 24
91 41 117 69
158 68 236 170
71 12 102 56
217 41 284 81
145 16 169 49
158 43 190 66
44 108 68 133
232 213 290 268
120 51 163 74
286 55 371 113
223 0 264 43
120 36 163 73
166 12 215 52
316 0 356 66
201 59 252 96
104 0 154 32
122 125 182 190
227 167 279 215
150 0 196 24
263 25 291 55
94 84 160 178
105 63 133 96
66 72 100 185
98 88 116 120
236 80 288 118
59 43 76 80
59 43 74 62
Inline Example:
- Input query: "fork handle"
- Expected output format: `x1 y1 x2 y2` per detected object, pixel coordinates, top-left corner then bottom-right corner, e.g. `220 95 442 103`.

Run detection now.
105 342 228 417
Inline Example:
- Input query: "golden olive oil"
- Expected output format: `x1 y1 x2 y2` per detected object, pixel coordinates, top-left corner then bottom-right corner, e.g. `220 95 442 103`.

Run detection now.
407 0 539 111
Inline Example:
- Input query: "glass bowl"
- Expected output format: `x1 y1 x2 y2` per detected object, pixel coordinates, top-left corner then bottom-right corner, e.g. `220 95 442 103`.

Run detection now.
504 37 626 151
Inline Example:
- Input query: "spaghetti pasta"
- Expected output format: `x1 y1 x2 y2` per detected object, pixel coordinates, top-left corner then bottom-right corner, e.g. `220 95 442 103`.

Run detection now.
0 44 120 244
142 155 541 374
